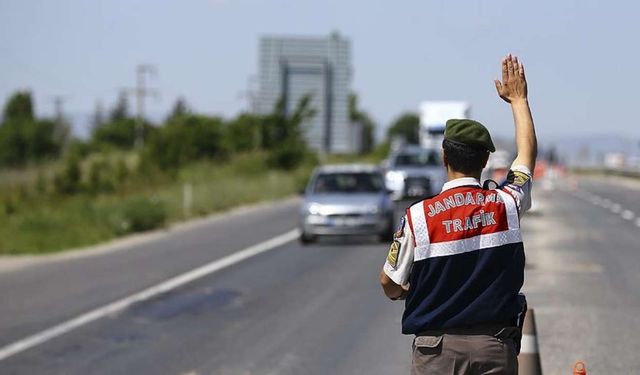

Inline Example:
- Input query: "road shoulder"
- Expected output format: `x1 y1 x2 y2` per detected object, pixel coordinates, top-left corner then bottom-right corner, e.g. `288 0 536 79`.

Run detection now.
0 196 300 274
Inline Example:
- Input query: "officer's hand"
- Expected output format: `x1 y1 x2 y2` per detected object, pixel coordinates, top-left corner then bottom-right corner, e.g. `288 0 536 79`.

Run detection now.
494 54 527 103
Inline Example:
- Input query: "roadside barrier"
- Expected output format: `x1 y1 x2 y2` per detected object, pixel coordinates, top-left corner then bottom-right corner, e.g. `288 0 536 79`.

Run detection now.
573 361 586 375
518 308 543 375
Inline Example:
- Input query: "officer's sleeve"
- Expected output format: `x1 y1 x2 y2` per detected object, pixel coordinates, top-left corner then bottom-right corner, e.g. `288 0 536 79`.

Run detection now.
499 164 533 213
382 215 414 286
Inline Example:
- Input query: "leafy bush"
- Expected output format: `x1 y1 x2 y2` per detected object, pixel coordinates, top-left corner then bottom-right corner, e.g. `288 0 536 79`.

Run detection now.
91 118 137 149
118 197 167 233
267 140 308 170
143 115 228 170
87 159 115 194
224 113 261 152
54 155 82 194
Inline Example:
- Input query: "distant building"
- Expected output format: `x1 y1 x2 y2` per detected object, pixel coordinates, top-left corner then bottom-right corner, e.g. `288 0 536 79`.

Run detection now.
256 33 358 154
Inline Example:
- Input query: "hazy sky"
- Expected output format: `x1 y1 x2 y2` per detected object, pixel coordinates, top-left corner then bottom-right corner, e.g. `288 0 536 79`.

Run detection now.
1 0 638 142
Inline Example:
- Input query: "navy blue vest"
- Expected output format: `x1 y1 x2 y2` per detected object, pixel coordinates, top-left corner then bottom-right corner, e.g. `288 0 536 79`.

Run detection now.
402 185 525 334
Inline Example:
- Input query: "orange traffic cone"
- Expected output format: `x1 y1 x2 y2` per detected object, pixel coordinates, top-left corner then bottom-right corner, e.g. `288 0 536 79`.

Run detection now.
573 361 586 375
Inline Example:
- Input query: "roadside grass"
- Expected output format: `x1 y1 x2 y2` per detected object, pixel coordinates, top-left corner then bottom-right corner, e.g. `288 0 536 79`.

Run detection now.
0 153 313 255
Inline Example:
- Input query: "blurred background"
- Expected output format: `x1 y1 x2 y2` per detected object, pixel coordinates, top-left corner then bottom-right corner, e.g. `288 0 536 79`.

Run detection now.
1 1 639 374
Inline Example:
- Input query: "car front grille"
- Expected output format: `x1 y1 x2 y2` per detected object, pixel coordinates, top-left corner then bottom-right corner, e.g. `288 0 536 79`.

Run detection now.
404 177 432 197
327 213 363 219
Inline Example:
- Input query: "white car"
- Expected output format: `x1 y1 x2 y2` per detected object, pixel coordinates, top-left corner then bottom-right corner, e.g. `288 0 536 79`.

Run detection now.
384 146 447 201
299 164 394 244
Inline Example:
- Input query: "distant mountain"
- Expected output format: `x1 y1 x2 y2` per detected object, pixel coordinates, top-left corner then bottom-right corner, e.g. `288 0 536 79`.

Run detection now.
543 133 640 167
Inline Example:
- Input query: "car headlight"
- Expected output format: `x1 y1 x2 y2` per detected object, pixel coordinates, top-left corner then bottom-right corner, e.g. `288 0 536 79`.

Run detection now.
386 171 405 182
308 203 323 215
385 171 405 190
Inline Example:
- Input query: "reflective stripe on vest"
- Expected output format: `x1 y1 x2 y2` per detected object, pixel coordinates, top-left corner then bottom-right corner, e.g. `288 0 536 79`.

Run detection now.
410 188 522 262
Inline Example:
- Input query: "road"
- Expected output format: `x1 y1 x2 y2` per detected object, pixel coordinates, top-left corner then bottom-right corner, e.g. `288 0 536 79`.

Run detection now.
0 198 411 375
522 175 640 374
0 175 638 374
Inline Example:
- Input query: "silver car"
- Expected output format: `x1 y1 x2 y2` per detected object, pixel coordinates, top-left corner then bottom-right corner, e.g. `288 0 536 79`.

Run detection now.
384 145 447 201
299 164 394 244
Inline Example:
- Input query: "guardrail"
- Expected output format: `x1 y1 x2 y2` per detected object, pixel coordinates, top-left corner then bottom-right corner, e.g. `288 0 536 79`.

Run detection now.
571 167 640 179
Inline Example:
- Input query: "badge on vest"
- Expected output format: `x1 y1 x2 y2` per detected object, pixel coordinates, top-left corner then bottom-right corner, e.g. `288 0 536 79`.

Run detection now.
387 240 401 269
508 170 530 187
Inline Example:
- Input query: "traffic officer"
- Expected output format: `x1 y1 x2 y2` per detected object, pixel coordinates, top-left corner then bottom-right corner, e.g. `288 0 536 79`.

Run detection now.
380 54 537 375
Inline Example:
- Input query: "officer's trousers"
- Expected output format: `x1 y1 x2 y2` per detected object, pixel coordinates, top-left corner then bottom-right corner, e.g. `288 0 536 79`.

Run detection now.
411 327 519 375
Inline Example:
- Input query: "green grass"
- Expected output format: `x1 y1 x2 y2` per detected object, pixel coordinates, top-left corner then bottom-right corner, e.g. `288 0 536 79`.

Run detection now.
0 153 313 255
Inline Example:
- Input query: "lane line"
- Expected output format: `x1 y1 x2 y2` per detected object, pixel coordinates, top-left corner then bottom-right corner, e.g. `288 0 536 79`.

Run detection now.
571 188 639 227
0 229 300 362
589 196 602 205
621 210 635 221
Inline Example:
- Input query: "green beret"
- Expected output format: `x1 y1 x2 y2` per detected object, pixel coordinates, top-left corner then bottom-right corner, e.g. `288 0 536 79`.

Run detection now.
444 119 495 152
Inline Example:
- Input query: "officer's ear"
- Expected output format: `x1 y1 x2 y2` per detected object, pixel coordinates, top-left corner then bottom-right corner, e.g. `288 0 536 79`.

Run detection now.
481 152 490 168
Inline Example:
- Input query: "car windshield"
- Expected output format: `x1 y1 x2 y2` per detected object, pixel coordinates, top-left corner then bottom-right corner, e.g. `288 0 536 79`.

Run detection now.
393 150 441 167
312 172 384 193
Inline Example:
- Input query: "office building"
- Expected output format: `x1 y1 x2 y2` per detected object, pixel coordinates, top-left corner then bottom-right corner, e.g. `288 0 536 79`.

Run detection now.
256 33 358 153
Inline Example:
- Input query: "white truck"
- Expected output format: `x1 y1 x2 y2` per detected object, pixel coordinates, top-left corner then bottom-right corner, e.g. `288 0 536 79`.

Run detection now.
419 101 471 148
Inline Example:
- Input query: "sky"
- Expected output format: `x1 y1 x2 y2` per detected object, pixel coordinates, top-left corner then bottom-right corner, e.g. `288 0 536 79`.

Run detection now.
1 0 639 145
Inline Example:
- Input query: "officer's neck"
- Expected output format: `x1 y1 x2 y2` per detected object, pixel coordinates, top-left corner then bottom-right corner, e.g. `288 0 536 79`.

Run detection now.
446 169 482 182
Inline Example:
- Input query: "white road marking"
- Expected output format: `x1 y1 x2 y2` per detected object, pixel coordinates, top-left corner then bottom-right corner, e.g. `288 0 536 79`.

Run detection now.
601 199 612 208
621 210 635 221
611 204 622 214
636 218 640 227
0 229 300 362
590 196 603 206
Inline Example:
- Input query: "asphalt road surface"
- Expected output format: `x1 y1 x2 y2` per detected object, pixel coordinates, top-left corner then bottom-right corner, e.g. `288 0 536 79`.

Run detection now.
523 174 640 374
0 198 411 375
0 174 638 374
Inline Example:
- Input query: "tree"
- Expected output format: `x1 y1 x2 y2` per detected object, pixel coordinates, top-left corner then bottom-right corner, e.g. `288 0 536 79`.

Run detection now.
0 92 63 166
91 100 106 130
92 94 146 149
388 113 420 144
92 118 145 150
262 95 316 169
349 93 376 154
143 114 228 170
225 113 262 152
109 93 130 122
2 91 34 122
167 97 190 121
263 95 316 148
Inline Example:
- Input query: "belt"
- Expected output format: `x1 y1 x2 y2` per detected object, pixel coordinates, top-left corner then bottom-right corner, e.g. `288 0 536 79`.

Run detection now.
417 322 515 337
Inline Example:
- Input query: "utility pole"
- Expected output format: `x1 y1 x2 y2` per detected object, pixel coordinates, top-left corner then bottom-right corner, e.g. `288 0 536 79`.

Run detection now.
52 96 65 122
132 64 158 148
50 95 70 145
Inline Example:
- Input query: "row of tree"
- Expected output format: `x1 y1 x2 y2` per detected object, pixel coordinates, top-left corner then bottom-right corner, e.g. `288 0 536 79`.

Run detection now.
0 92 69 166
0 90 422 170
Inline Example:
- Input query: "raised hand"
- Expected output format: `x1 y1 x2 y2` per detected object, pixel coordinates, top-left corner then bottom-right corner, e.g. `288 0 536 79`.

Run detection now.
494 54 527 104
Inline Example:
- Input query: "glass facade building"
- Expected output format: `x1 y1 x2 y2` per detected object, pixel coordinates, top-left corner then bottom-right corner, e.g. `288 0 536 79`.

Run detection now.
256 33 357 153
